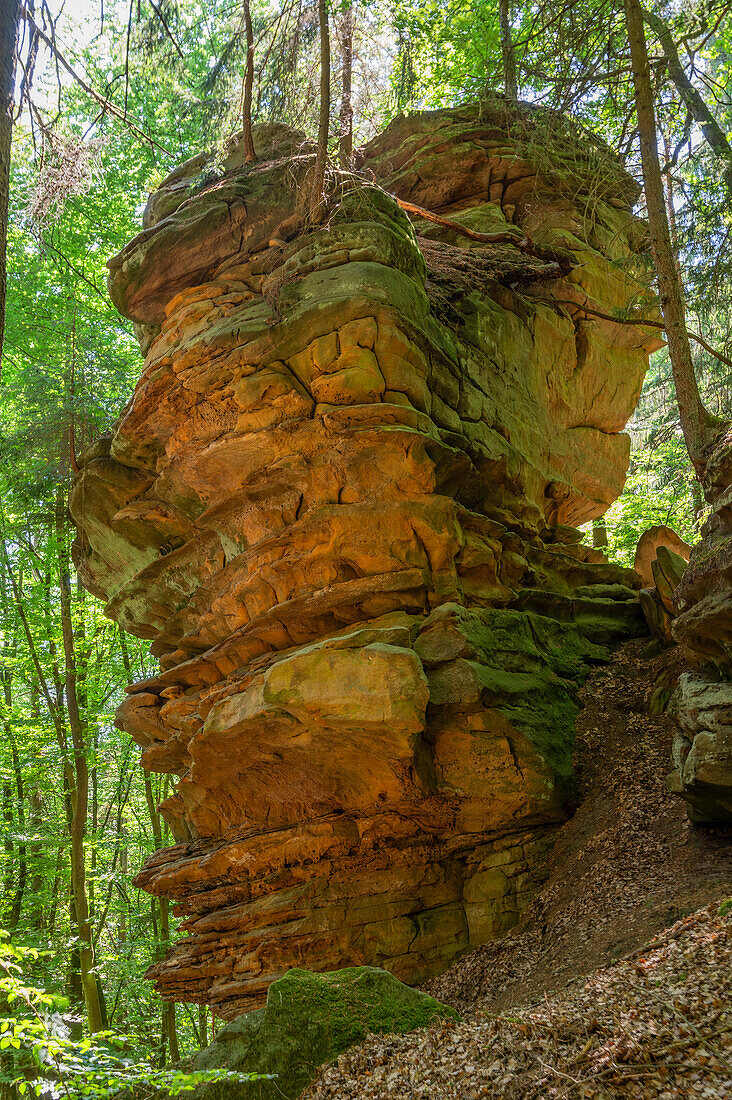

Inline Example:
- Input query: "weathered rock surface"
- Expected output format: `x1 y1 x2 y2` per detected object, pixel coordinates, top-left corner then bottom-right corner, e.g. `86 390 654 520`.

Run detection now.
670 433 732 822
71 102 658 1016
183 966 457 1099
634 524 691 586
669 672 732 822
637 539 690 646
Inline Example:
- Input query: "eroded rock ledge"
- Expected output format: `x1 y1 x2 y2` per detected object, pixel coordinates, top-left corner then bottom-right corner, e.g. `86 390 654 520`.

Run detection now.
71 103 661 1017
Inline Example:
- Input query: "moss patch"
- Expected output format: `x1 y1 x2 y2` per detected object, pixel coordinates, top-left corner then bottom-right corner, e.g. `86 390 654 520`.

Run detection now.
183 966 458 1100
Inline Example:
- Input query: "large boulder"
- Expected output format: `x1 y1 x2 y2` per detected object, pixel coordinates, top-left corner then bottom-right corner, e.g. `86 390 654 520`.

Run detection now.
638 542 691 646
183 967 457 1100
71 103 656 1016
634 525 691 587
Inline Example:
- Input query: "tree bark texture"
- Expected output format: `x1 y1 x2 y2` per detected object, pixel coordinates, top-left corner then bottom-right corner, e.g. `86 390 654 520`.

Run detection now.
499 0 518 99
0 0 21 375
144 772 179 1063
624 0 715 476
310 0 331 221
241 0 256 162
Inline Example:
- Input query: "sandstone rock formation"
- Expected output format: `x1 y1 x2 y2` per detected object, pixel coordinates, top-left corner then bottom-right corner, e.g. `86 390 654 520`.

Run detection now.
637 539 690 646
70 103 660 1017
669 433 732 823
634 525 691 587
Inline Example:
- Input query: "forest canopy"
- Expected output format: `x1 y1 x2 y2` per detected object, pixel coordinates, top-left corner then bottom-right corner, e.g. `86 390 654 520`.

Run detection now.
0 0 730 1093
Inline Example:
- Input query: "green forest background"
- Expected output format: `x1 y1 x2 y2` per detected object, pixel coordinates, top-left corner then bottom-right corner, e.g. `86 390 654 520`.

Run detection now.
0 0 731 1092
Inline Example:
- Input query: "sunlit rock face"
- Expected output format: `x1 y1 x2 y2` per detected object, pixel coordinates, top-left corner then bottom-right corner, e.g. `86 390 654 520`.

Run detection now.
70 104 660 1018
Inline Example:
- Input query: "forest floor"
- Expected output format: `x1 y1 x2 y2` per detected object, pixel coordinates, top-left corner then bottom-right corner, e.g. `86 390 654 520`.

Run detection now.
304 639 732 1099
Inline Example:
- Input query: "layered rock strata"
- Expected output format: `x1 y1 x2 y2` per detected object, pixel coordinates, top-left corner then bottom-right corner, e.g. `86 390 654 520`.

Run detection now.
71 104 660 1016
670 434 732 823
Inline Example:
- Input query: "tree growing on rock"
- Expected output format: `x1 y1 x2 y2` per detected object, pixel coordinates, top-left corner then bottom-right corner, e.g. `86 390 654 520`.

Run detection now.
241 0 256 163
310 0 331 220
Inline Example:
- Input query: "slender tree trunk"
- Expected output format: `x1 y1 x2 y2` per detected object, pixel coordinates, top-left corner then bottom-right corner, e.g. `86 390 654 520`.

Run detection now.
28 681 45 932
89 732 98 925
0 0 20 374
114 844 128 1027
1 781 12 914
0 619 26 933
662 133 707 504
28 792 44 931
592 517 608 550
643 7 732 193
46 845 63 935
68 892 83 1007
56 492 106 1033
241 0 256 162
624 0 715 477
310 0 331 221
499 0 518 99
338 4 353 168
0 578 17 922
0 534 78 970
661 133 681 275
144 772 179 1063
7 727 25 930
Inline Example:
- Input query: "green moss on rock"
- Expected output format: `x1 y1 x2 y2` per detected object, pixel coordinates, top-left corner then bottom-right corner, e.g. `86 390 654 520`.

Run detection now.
183 966 458 1100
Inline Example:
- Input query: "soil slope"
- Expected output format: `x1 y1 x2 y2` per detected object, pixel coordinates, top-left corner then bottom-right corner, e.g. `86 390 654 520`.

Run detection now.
305 639 732 1098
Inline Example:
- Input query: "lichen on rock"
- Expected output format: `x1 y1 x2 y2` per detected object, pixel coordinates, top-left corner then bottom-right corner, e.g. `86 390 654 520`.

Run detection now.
70 102 659 1016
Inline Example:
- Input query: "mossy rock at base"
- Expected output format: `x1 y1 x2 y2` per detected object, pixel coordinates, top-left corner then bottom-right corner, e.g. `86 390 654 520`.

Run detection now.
183 967 459 1099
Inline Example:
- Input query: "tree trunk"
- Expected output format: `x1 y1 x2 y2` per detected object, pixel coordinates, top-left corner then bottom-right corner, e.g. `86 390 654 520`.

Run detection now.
1 780 12 915
624 0 715 477
310 0 331 221
144 772 179 1063
691 477 704 525
338 4 353 168
56 492 106 1033
661 133 681 274
7 727 26 931
241 0 256 162
46 845 63 935
499 0 517 99
0 0 20 375
592 517 608 550
643 7 732 193
27 680 45 933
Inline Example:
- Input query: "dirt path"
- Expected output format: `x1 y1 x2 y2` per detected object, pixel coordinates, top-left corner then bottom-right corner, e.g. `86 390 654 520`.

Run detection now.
422 639 731 1014
305 640 732 1099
